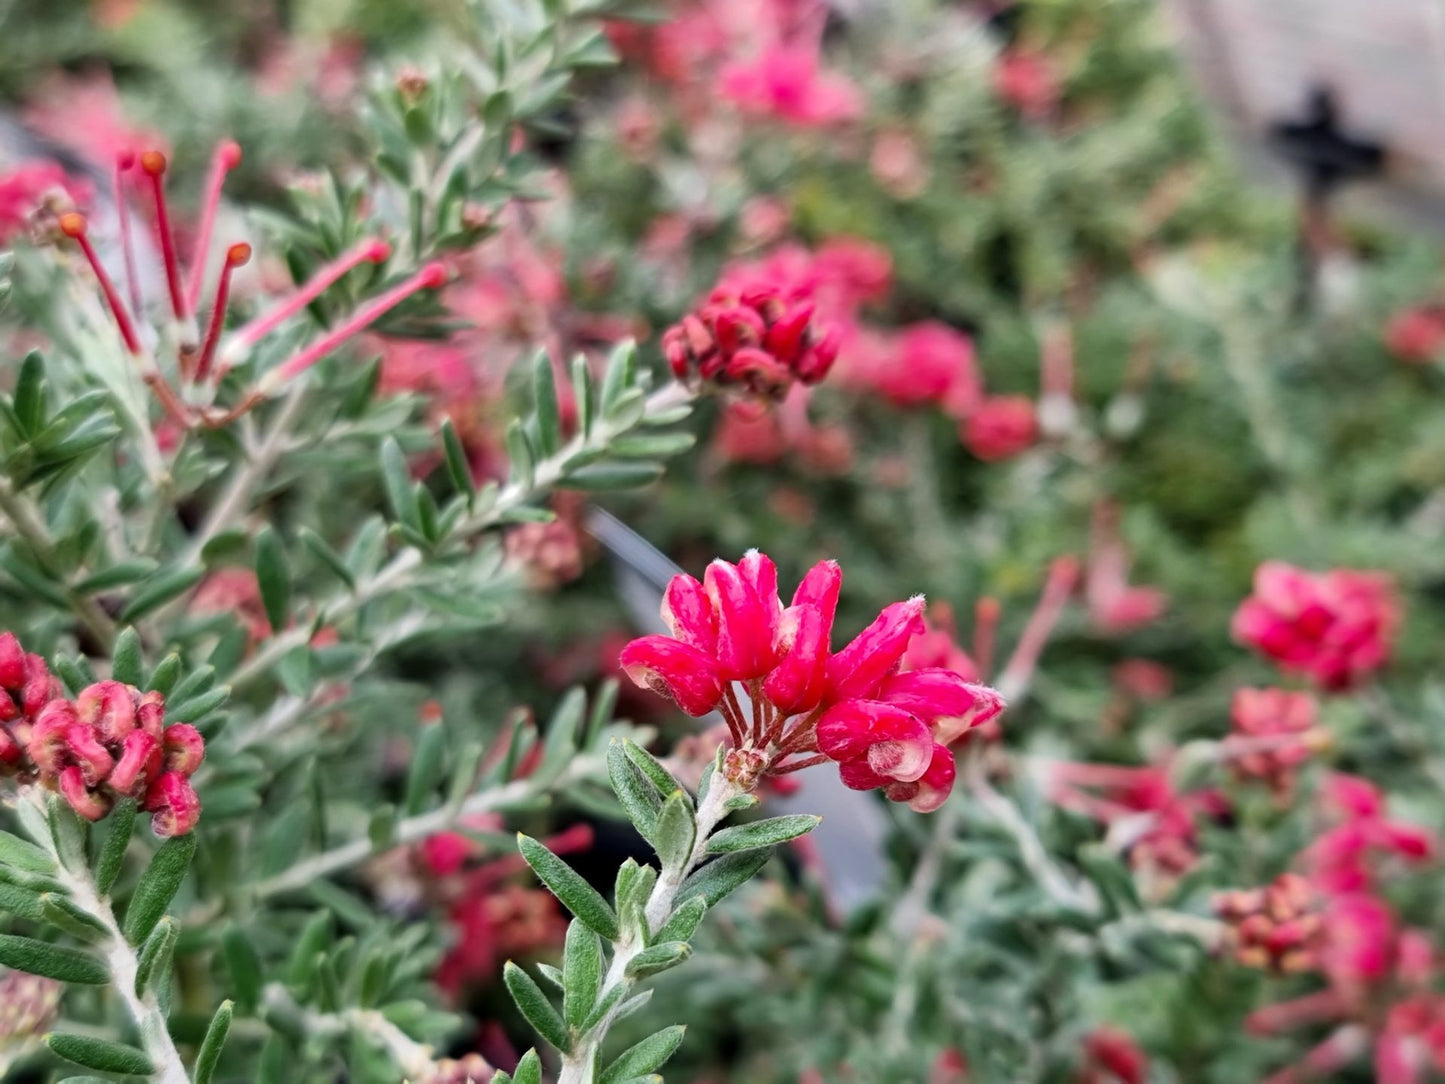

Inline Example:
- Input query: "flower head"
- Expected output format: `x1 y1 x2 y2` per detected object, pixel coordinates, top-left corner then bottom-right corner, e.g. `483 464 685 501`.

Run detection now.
961 395 1039 461
1233 562 1398 690
620 553 1004 810
1225 688 1325 798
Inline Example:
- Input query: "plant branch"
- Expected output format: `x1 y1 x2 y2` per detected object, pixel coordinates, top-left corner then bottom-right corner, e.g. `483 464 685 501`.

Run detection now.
21 790 190 1084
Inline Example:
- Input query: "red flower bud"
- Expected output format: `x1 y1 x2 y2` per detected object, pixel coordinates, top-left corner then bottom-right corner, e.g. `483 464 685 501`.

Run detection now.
826 596 925 703
619 636 724 716
59 765 112 821
77 680 137 743
145 771 201 837
137 691 166 738
21 657 61 716
885 743 956 812
817 699 933 783
28 701 79 775
108 730 162 796
791 559 841 625
162 723 206 776
65 723 114 786
0 632 25 688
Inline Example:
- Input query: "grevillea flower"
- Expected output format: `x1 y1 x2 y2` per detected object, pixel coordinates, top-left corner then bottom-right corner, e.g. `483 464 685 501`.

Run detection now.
1225 688 1325 798
53 139 445 434
842 321 981 413
620 552 1004 810
719 46 862 127
993 48 1061 120
0 633 203 835
1232 562 1398 690
1078 1028 1149 1084
0 162 91 246
961 395 1039 460
662 279 840 399
1384 305 1445 365
1215 873 1324 973
1303 774 1434 895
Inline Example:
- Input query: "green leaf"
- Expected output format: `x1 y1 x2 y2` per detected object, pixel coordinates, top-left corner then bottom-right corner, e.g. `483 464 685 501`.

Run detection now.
193 1000 234 1084
134 917 177 997
286 912 332 988
120 568 204 622
123 832 197 945
599 1025 687 1084
0 881 44 921
580 982 628 1032
608 432 696 459
506 420 536 490
110 627 144 687
45 1034 153 1076
562 918 602 1031
94 799 136 895
298 527 356 591
607 741 660 842
653 791 696 871
513 1049 542 1084
13 350 46 435
624 941 690 979
222 926 263 1012
503 961 570 1053
676 848 775 908
40 894 109 942
254 526 291 633
517 834 618 940
73 559 159 595
167 685 231 725
0 934 108 983
572 354 596 439
653 896 707 944
563 462 663 491
380 436 418 529
622 740 680 796
145 654 183 697
706 815 821 854
532 349 561 457
0 829 56 874
405 724 448 815
439 417 476 500
599 339 637 412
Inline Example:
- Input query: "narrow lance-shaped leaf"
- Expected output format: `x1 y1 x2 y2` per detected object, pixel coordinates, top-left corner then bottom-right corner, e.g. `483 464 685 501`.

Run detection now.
95 798 135 895
254 526 291 634
706 815 821 854
222 926 263 1013
517 834 618 940
134 917 177 998
45 1034 153 1077
404 724 448 816
123 832 197 945
193 1000 234 1084
512 1049 542 1084
624 941 691 979
121 569 204 622
562 918 602 1030
608 741 660 842
0 935 108 984
506 420 536 490
653 791 696 871
532 348 561 457
600 1025 687 1084
503 962 570 1053
653 896 707 944
379 436 418 529
676 847 776 908
439 417 476 501
110 627 144 687
0 829 55 874
298 527 356 591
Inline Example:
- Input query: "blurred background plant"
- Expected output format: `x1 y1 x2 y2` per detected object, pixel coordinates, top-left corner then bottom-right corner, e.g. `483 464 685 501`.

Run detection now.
2 0 1445 1081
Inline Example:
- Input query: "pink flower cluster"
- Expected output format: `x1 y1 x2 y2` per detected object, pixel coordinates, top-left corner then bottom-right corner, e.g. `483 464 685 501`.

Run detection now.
1224 688 1324 799
663 282 838 400
620 552 1004 811
0 633 203 835
1218 776 1440 1082
1046 759 1228 887
0 161 91 245
1232 562 1398 690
